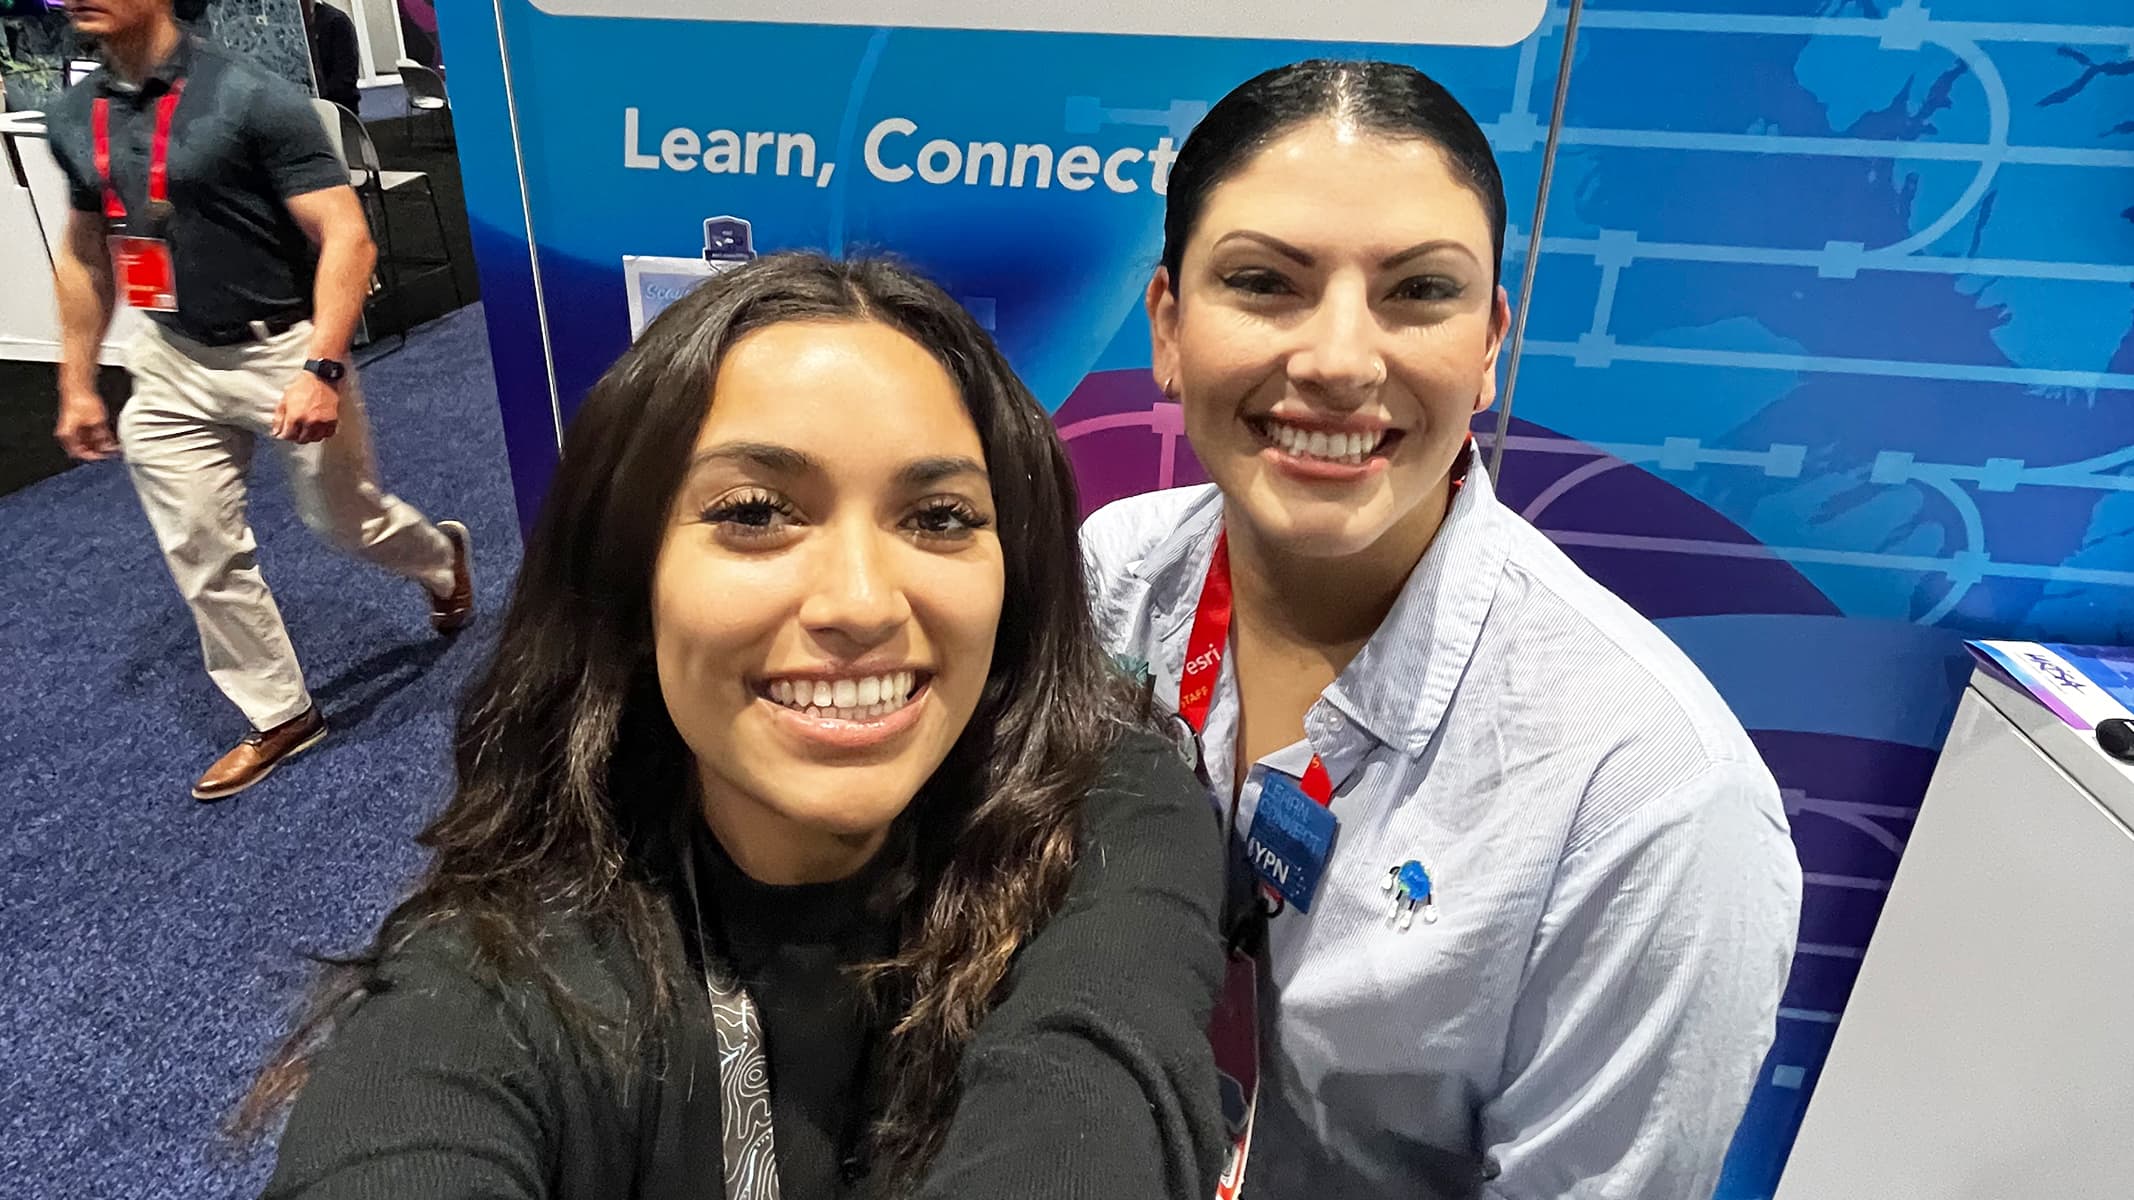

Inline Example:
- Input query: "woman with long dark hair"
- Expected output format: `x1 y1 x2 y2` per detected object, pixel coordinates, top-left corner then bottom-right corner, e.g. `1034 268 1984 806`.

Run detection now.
245 252 1226 1199
1085 60 1802 1199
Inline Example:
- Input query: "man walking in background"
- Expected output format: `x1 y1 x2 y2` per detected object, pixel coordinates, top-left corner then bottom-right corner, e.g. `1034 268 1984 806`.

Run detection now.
47 0 472 801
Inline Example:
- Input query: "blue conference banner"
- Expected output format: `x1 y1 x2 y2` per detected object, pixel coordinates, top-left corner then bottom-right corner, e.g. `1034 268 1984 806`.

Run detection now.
432 1 2134 1194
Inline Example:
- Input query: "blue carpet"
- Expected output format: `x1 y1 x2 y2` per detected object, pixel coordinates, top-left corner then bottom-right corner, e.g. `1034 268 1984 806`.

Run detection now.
0 305 522 1200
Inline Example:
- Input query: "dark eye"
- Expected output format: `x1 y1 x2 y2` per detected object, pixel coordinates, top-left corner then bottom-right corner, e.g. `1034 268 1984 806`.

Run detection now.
906 498 990 541
700 489 799 541
1222 269 1294 297
1390 275 1465 303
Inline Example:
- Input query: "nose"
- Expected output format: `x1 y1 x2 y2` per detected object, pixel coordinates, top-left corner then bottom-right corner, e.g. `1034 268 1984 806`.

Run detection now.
1285 276 1384 405
797 518 912 654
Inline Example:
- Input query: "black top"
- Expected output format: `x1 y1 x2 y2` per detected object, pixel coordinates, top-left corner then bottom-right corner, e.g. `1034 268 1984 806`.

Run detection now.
306 3 363 115
695 826 899 1198
261 728 1228 1200
43 36 351 345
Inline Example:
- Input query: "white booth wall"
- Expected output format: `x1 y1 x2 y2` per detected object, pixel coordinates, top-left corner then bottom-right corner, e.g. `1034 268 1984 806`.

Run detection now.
0 111 142 364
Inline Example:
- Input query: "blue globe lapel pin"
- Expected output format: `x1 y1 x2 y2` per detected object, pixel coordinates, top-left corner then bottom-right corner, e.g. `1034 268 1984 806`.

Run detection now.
1383 859 1438 930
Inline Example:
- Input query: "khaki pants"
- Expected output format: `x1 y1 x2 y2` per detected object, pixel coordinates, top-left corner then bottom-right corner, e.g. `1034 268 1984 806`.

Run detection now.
118 320 455 731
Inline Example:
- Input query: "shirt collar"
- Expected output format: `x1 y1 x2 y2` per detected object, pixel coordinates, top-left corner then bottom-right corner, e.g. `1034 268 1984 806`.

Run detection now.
1327 459 1509 756
1130 458 1510 760
1132 491 1228 650
100 32 195 99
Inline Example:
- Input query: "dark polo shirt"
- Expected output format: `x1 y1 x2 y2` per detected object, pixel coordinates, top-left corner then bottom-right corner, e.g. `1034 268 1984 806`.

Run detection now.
44 36 350 346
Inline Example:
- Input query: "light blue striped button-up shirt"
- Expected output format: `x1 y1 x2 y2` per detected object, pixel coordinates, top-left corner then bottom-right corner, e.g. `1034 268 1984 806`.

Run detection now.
1082 462 1802 1200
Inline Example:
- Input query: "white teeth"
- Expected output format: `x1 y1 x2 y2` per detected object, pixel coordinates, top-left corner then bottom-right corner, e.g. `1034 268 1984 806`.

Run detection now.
1264 420 1384 463
767 672 922 720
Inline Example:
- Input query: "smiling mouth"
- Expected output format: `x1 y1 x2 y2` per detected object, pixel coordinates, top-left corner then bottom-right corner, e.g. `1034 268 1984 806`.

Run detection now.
1246 416 1403 466
757 670 929 724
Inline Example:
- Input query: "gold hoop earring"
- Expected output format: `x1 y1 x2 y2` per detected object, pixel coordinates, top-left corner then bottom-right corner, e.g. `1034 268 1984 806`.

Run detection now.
1162 375 1177 399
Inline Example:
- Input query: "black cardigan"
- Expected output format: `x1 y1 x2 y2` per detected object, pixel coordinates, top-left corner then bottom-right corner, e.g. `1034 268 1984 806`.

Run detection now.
261 729 1227 1200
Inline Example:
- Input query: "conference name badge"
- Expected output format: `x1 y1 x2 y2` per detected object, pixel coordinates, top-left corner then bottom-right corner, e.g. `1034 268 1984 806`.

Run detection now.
110 236 179 312
1242 766 1339 912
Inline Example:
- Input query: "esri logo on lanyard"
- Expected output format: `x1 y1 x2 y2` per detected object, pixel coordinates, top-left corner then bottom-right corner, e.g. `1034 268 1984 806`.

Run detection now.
94 81 186 313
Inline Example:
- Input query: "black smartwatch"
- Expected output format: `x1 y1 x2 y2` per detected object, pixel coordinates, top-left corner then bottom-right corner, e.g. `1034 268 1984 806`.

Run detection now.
302 357 347 384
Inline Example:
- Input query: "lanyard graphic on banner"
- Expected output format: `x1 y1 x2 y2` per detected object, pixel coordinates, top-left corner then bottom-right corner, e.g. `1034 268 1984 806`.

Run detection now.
1180 432 1479 809
92 81 185 226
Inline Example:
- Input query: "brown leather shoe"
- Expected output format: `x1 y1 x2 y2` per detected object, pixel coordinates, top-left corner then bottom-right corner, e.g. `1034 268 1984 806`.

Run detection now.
429 519 475 633
192 706 328 802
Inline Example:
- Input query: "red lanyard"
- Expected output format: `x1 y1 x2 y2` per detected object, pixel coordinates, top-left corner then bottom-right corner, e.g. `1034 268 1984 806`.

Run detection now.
1181 533 1337 806
92 81 185 225
1179 434 1478 809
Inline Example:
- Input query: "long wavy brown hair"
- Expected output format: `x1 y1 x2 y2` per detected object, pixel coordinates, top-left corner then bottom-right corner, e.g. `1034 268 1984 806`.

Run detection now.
237 252 1128 1191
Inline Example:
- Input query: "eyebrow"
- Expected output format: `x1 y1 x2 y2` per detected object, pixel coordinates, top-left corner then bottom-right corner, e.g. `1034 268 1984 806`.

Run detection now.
1380 238 1484 270
688 442 817 475
897 455 989 488
686 444 987 489
1213 229 1482 271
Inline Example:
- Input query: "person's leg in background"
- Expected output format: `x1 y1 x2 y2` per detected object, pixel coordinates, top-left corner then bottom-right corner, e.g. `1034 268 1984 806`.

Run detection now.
117 327 327 802
245 325 474 635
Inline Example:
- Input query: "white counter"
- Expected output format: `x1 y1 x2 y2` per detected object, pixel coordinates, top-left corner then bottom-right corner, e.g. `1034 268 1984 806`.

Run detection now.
1 110 144 364
1774 666 2134 1199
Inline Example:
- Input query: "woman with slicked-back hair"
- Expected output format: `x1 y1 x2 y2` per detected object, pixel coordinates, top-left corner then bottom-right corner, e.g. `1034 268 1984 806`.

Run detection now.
1086 59 1802 1200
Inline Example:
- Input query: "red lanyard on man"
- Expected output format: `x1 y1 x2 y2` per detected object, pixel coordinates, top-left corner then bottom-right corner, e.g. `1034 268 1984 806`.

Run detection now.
92 81 186 227
1176 433 1478 809
92 81 187 312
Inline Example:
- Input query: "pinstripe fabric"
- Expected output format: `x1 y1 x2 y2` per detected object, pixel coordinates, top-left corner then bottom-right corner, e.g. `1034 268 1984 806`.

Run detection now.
1082 464 1801 1200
